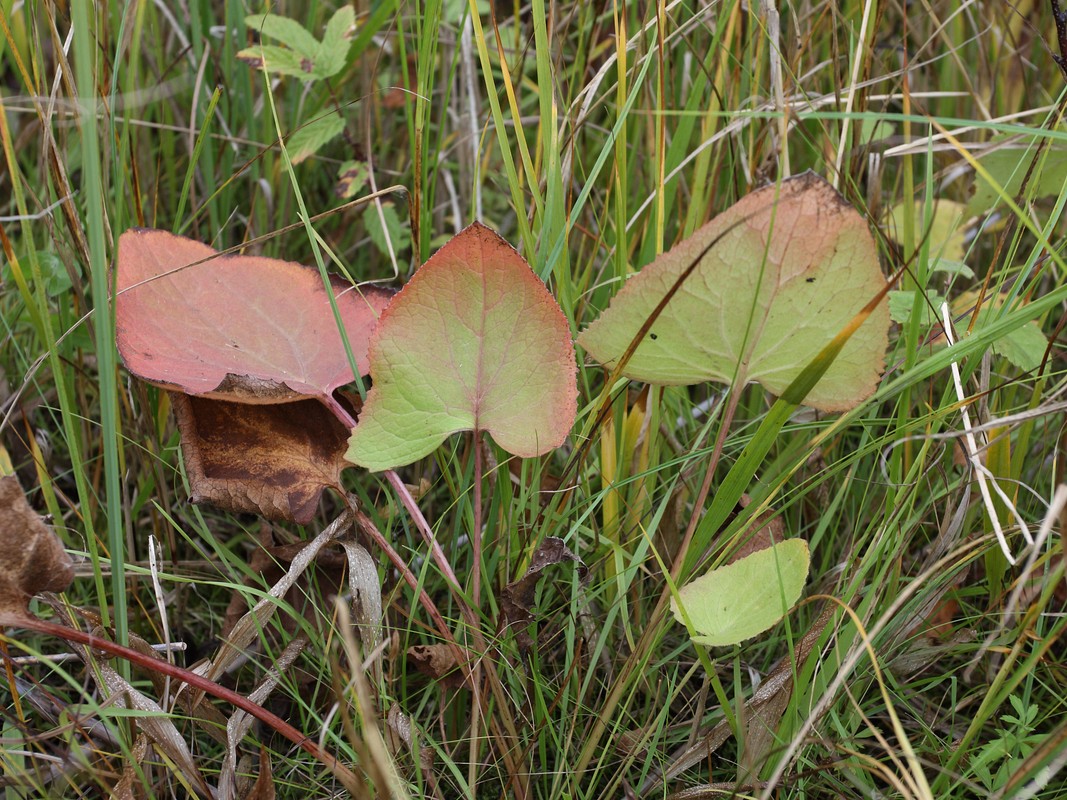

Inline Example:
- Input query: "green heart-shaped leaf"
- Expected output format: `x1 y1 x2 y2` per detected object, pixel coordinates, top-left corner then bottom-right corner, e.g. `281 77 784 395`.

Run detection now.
346 223 577 471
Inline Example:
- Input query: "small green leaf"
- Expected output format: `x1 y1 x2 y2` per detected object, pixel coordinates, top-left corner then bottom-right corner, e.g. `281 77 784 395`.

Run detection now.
968 140 1067 215
38 252 75 297
989 317 1047 371
346 223 577 471
316 6 355 79
931 259 974 278
907 291 1047 371
857 117 895 144
362 202 410 255
888 290 946 326
887 199 968 262
244 13 320 58
671 539 810 647
286 110 346 164
2 252 76 298
240 10 352 81
237 44 314 79
445 0 491 23
336 160 369 199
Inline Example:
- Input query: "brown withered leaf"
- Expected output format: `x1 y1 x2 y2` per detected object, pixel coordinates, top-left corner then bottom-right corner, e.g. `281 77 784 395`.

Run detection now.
0 474 74 623
109 734 151 800
240 747 276 800
500 537 588 651
92 659 211 795
407 643 469 689
172 394 352 525
728 494 787 564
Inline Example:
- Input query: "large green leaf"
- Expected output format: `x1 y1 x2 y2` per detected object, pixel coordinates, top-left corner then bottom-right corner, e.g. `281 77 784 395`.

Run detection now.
579 172 890 411
671 539 810 647
346 223 577 471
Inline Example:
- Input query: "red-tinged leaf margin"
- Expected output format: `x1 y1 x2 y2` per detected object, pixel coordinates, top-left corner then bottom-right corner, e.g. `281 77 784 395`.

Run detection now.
346 222 577 471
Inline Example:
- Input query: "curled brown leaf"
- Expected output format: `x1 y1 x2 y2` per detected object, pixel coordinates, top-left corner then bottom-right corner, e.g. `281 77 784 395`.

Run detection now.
0 474 73 623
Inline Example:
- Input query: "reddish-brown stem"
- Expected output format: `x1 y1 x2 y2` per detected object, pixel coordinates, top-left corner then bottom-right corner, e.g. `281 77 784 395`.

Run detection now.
324 393 358 429
385 469 467 606
469 431 484 795
346 501 465 659
1 614 363 794
333 404 523 795
324 390 467 607
347 501 527 798
670 384 744 582
573 385 748 780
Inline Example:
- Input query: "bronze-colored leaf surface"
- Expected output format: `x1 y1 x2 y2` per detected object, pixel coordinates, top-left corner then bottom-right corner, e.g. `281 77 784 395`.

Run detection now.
500 537 588 651
110 734 151 800
407 643 469 689
172 393 353 525
116 228 392 403
0 474 74 622
242 747 276 800
728 494 786 563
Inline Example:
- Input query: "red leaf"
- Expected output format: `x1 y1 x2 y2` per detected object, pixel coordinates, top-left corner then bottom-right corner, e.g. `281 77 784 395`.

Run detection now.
116 229 392 402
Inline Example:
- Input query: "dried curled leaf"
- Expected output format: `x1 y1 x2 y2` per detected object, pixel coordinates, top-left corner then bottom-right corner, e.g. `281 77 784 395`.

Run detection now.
0 475 74 623
500 537 588 651
171 394 354 525
407 644 470 690
116 228 393 523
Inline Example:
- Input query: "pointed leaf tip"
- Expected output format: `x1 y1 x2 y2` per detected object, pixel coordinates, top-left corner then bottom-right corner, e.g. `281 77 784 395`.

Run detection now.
579 172 889 411
346 222 578 471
